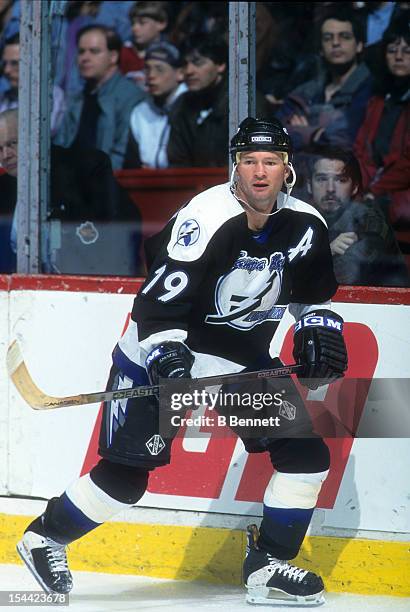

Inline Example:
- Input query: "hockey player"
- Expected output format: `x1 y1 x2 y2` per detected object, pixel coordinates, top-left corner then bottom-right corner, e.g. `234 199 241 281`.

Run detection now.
17 117 347 606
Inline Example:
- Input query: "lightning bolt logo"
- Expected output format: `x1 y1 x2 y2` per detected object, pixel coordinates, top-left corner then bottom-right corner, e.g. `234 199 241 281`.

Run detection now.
206 268 278 325
205 251 285 329
107 373 133 446
175 219 200 247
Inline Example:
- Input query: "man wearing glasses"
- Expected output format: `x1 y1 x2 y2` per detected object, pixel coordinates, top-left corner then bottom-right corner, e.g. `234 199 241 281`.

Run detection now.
278 7 373 153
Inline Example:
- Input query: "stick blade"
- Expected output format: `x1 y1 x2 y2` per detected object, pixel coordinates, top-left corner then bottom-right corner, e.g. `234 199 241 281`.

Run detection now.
6 340 58 410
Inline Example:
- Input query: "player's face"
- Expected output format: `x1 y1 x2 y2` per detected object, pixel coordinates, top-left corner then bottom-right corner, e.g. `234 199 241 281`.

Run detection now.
310 158 355 213
2 43 19 88
131 17 165 47
386 37 410 77
236 151 289 213
183 52 226 91
77 31 118 83
0 118 18 176
145 59 182 97
321 19 362 65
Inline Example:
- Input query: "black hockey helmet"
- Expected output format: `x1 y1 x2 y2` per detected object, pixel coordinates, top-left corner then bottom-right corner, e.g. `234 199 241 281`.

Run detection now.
230 117 292 164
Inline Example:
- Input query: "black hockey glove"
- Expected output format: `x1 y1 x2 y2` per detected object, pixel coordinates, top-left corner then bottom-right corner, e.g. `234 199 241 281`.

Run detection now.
293 309 348 390
145 342 194 386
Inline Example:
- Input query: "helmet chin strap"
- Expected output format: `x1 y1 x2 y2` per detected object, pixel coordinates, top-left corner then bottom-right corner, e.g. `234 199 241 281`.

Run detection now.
230 161 297 216
286 162 297 195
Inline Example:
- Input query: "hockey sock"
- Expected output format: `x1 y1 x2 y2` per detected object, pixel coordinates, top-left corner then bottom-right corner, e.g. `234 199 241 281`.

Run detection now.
89 458 149 504
258 470 329 559
268 438 330 473
40 461 149 545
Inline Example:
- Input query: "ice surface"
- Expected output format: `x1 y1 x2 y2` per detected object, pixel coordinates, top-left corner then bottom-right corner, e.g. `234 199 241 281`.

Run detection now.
0 564 409 611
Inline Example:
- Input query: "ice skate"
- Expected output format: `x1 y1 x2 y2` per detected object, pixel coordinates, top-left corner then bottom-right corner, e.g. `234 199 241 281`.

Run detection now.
243 524 325 606
16 517 73 594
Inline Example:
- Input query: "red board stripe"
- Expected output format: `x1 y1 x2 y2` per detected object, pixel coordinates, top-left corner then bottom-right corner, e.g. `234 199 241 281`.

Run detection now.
335 285 410 305
7 274 145 294
1 274 410 304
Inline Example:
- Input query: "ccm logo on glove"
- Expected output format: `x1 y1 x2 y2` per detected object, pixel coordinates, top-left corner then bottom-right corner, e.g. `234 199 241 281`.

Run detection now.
294 314 343 333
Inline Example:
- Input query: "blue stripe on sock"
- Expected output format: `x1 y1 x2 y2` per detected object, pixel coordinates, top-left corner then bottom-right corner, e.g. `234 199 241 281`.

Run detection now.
62 492 101 534
263 504 314 528
112 345 149 384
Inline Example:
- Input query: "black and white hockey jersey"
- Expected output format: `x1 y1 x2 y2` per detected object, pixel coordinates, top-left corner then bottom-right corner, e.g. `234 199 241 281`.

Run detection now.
119 183 337 376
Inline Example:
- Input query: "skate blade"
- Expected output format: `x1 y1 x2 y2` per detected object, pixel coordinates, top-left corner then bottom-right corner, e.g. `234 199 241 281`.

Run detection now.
16 540 53 594
246 586 325 606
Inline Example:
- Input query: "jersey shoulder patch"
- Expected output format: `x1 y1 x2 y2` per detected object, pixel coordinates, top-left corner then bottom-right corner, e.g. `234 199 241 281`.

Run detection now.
277 192 328 228
167 182 243 262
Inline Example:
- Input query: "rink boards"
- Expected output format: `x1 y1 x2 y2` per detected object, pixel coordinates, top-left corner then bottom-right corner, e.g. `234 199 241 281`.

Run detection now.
0 275 409 595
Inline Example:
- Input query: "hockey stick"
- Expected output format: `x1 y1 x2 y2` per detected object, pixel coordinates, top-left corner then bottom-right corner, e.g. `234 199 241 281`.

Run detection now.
6 340 304 411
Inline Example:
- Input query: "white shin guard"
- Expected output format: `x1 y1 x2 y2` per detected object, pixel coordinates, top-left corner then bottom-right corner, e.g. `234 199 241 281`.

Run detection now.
264 470 329 510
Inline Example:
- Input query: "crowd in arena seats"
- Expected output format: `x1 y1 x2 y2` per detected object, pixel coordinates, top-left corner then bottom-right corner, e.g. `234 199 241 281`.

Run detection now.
0 1 409 287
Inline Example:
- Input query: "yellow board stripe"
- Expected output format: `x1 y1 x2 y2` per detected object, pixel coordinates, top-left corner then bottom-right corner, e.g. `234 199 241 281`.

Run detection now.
1 513 409 596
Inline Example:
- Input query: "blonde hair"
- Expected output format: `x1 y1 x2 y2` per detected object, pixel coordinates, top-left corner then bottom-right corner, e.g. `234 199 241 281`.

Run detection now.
236 150 288 165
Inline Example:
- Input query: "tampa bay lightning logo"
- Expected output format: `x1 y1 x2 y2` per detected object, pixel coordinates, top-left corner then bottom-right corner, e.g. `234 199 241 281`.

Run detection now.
176 219 200 247
206 250 286 330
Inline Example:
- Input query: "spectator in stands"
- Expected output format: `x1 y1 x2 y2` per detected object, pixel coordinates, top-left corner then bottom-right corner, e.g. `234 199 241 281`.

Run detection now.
166 35 228 167
53 1 135 97
0 109 142 273
167 34 271 167
354 2 410 75
124 41 187 168
119 1 169 89
307 147 409 286
0 32 17 110
354 20 410 229
54 24 145 170
0 34 66 135
0 107 17 205
0 107 17 272
278 7 373 152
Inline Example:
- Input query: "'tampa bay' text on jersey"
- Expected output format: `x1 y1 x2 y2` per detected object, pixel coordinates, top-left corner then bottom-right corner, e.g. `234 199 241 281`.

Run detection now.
124 183 337 371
